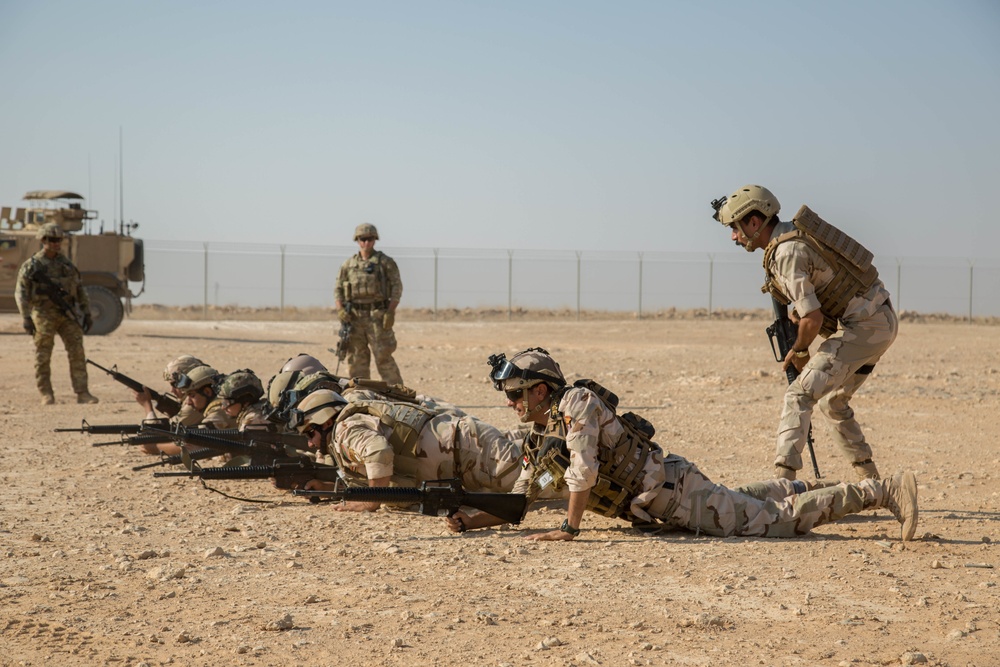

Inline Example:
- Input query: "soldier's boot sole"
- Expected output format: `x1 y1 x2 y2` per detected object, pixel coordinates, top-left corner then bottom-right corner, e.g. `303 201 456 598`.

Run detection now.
882 471 918 541
77 392 99 405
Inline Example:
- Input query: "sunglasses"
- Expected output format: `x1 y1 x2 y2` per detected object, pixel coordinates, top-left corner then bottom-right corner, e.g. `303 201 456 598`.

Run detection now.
357 236 375 243
504 388 524 402
43 237 63 243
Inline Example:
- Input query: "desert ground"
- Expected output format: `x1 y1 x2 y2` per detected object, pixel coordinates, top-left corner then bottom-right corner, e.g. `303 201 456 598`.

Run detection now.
0 311 997 667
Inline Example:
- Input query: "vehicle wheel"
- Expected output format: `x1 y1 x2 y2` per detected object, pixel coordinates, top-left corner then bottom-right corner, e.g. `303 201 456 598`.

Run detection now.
83 285 124 335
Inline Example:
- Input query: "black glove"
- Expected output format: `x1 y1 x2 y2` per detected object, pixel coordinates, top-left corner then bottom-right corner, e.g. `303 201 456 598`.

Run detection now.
23 318 36 336
82 313 93 334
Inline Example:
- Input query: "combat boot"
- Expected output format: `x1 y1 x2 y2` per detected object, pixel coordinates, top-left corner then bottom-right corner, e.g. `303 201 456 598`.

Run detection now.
77 391 99 405
803 478 841 491
774 465 796 481
40 392 55 406
880 471 918 541
853 459 880 480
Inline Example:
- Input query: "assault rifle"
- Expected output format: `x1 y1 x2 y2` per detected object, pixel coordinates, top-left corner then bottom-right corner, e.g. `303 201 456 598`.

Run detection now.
132 446 221 471
143 426 311 465
154 459 342 490
294 478 528 525
55 417 169 436
86 359 182 418
332 284 352 374
25 261 87 329
766 297 821 478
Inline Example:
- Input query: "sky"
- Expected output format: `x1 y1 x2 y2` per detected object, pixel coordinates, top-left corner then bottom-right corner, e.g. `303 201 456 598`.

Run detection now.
1 0 998 260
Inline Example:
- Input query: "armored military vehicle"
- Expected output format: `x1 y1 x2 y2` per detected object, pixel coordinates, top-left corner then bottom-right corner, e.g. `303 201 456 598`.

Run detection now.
1 190 144 335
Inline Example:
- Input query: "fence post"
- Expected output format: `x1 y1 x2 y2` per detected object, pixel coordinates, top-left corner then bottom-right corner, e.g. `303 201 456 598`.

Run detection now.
637 252 644 320
507 250 513 321
708 253 715 316
576 251 582 321
203 242 209 320
280 244 286 314
433 248 439 320
968 259 975 322
896 258 902 312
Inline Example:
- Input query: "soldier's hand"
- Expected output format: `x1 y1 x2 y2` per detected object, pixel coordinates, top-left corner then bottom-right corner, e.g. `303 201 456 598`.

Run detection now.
382 311 395 330
445 511 472 533
22 318 35 336
525 529 576 542
337 308 351 323
82 313 94 333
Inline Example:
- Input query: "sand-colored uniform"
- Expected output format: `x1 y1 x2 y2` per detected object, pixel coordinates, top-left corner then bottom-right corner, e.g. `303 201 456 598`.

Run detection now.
766 220 897 474
335 250 403 384
329 402 522 492
173 403 205 427
200 399 236 430
236 401 270 430
516 385 889 537
15 251 91 396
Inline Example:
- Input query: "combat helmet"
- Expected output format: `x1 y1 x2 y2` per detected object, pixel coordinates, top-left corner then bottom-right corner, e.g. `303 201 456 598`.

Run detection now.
487 347 566 393
175 365 221 394
218 369 265 406
353 223 379 241
711 184 780 227
280 353 327 374
37 222 66 240
163 355 205 384
288 389 348 433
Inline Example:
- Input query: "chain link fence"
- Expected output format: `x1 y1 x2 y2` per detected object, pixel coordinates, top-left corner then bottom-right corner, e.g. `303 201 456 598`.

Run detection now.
142 240 1000 319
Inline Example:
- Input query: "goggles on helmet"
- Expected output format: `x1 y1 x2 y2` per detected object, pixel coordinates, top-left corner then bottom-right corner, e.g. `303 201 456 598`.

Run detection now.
171 372 194 390
486 350 564 391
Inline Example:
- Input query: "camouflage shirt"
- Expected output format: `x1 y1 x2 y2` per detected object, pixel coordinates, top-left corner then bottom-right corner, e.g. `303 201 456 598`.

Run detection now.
15 250 90 318
335 250 403 305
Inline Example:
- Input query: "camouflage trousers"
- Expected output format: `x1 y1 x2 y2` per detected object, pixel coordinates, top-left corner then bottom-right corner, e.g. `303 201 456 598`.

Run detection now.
343 309 403 385
30 308 89 395
775 302 898 474
643 456 882 538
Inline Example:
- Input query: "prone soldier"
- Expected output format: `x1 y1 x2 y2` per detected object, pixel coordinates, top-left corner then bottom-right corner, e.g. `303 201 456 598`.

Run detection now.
133 355 208 426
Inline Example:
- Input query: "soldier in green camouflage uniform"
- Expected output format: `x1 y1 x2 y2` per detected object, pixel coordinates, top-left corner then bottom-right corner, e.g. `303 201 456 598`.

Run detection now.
15 223 97 405
446 348 918 542
334 223 403 385
290 390 525 512
712 185 896 481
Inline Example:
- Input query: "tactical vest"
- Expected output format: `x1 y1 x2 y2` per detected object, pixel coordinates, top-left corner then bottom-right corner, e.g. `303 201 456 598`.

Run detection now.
761 205 880 337
342 251 390 303
344 378 419 404
529 380 660 520
336 400 438 477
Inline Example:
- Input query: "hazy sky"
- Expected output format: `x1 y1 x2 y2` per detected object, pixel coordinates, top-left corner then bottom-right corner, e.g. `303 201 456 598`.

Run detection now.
1 1 997 259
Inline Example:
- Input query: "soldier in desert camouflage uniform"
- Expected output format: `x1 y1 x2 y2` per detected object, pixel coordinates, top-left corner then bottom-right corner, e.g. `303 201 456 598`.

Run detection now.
133 354 207 426
288 390 526 511
445 348 918 542
139 365 235 457
334 223 404 385
712 185 897 481
217 369 270 430
15 222 97 405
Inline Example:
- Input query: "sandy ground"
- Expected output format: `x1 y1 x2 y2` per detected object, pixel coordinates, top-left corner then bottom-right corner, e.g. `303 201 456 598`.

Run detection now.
0 314 997 667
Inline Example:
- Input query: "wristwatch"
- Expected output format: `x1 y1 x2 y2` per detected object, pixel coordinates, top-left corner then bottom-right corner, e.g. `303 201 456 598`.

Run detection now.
792 348 810 358
559 519 581 536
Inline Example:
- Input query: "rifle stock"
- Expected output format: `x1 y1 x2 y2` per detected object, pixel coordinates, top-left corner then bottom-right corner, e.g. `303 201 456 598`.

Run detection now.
86 359 182 417
766 297 821 478
294 479 528 525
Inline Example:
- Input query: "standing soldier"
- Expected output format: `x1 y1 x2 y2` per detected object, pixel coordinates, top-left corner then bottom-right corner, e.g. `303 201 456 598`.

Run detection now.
15 222 98 405
711 185 897 481
334 223 404 385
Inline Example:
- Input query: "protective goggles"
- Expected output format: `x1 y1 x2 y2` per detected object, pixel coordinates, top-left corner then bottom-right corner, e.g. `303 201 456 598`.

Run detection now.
487 352 561 391
171 372 194 390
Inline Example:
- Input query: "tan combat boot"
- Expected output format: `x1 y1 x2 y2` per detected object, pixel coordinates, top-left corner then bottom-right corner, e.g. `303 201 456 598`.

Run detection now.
77 391 99 405
41 392 55 406
880 471 918 541
853 459 880 481
774 465 796 481
803 479 842 491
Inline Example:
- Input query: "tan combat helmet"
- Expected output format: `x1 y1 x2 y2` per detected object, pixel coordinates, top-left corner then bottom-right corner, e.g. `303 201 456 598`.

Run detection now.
289 389 348 433
711 184 780 227
176 365 220 395
37 222 66 240
487 347 566 393
280 353 327 374
218 369 265 406
164 355 206 384
353 223 379 241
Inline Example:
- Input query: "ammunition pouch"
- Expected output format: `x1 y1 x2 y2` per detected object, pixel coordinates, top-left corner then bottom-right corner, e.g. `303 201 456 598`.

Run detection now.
337 400 437 476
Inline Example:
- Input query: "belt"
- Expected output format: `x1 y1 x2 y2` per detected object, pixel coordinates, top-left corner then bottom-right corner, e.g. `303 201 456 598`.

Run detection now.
351 301 389 311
